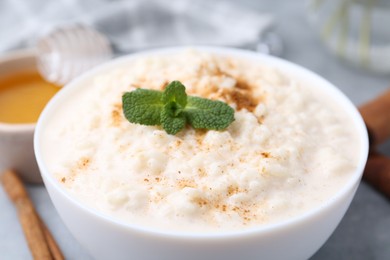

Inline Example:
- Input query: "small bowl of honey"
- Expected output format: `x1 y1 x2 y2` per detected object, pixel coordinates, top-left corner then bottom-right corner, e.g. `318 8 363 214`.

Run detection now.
0 49 60 183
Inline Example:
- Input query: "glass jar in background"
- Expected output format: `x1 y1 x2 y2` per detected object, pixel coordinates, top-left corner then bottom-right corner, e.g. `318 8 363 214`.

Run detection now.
307 0 390 74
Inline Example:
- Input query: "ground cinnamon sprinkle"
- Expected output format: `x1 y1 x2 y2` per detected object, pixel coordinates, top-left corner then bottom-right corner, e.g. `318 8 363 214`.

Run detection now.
64 157 92 184
177 179 197 189
214 68 260 112
261 152 271 158
197 168 207 178
227 185 240 196
175 140 182 147
78 157 91 169
111 103 123 127
230 89 258 112
192 197 208 207
195 129 207 146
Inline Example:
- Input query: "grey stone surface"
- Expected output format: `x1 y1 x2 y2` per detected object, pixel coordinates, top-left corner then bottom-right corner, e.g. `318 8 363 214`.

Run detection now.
1 1 389 259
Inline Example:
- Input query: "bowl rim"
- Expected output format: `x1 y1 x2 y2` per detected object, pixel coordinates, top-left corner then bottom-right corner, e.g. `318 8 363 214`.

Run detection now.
0 49 37 132
34 46 369 239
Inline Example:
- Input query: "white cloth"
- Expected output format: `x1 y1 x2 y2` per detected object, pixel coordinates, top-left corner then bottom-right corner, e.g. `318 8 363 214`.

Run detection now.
0 0 273 53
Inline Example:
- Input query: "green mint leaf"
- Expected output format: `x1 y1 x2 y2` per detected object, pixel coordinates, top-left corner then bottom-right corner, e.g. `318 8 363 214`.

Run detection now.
122 81 235 135
185 96 235 130
161 102 186 135
160 81 188 134
161 81 187 108
122 89 163 125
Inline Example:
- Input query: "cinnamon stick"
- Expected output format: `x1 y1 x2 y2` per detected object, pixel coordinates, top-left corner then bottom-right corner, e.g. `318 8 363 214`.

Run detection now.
1 170 64 260
363 152 390 199
359 89 390 146
40 218 65 260
358 89 390 198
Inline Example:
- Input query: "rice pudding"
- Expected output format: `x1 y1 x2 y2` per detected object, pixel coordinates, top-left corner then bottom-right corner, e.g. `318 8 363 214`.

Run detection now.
41 50 361 232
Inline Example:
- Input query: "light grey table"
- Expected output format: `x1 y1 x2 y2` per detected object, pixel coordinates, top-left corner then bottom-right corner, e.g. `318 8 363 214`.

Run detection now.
1 1 390 259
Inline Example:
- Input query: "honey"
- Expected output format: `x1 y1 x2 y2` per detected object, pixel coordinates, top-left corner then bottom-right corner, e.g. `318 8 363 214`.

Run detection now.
0 71 60 124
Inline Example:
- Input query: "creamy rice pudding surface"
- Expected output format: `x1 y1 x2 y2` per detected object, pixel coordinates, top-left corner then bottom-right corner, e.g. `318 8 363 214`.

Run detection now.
42 50 360 232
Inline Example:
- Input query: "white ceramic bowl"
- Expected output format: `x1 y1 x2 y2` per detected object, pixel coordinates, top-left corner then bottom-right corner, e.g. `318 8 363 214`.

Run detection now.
0 49 43 183
34 47 369 260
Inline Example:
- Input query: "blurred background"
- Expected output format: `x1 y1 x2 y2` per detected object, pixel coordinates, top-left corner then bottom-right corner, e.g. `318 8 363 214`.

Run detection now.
1 0 390 259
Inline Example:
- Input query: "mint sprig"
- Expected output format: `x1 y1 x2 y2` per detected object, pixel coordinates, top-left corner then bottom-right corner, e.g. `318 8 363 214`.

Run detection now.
122 81 235 135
